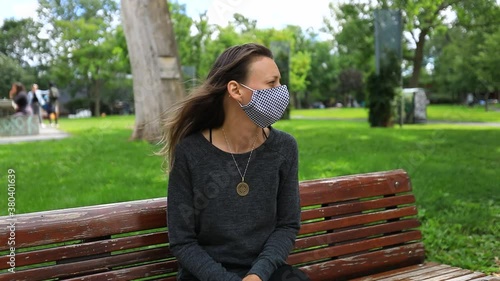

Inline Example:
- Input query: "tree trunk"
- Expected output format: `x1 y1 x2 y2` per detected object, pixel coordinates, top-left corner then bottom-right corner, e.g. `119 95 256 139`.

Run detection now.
121 0 185 142
484 93 489 112
409 28 429 88
93 80 101 117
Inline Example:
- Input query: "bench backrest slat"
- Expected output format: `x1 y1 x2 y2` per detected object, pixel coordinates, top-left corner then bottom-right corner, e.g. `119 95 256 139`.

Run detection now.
298 206 418 235
0 198 167 250
0 232 169 268
300 194 416 221
4 247 173 280
294 219 421 249
299 170 411 206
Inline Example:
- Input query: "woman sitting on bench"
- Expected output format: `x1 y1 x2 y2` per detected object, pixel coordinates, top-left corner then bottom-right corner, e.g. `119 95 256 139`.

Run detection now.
161 43 310 281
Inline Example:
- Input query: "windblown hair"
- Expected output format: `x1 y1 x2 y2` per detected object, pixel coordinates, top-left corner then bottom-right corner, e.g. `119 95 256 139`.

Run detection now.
159 43 273 169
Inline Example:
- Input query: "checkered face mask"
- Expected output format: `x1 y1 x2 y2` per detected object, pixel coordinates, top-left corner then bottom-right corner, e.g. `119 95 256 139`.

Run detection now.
239 83 290 128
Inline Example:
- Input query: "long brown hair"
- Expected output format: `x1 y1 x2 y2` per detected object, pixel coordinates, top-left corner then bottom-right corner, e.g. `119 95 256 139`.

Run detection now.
159 43 273 169
12 82 26 95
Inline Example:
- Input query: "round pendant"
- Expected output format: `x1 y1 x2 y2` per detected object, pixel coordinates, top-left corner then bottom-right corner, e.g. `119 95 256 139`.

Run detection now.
236 182 249 196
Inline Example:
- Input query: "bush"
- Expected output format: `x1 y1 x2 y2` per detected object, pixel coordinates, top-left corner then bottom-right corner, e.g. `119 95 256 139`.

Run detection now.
367 54 401 127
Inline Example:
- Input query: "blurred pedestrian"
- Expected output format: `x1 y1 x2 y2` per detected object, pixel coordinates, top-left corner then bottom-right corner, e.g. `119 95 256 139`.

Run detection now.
9 82 32 116
27 83 47 127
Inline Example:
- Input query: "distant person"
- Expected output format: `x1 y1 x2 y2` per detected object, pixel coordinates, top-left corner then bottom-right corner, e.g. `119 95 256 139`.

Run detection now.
49 82 60 127
466 93 474 107
9 82 32 116
41 82 60 128
27 84 48 127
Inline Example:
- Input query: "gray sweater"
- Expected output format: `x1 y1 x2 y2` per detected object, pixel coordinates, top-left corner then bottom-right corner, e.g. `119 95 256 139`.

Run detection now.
167 127 300 281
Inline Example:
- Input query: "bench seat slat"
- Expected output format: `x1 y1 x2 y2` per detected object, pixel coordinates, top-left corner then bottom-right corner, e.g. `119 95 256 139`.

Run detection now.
351 262 487 281
351 262 444 281
445 272 494 281
0 232 170 269
289 231 422 265
294 219 421 250
351 263 491 281
300 170 411 207
422 268 490 281
299 206 418 235
298 243 425 280
376 265 464 281
9 247 173 280
301 194 416 221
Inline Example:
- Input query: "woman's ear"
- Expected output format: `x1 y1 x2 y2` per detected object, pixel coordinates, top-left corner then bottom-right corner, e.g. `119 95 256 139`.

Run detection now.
227 80 242 102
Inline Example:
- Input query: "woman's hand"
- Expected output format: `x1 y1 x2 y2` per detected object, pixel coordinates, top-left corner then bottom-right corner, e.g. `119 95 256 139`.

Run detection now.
242 274 262 281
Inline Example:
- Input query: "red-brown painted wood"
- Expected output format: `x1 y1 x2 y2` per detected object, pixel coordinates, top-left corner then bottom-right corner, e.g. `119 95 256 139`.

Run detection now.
300 194 416 221
298 243 426 280
0 232 169 269
294 219 421 250
0 198 167 250
63 261 177 281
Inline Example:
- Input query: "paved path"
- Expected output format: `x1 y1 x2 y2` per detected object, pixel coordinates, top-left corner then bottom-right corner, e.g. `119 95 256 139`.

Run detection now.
0 126 70 145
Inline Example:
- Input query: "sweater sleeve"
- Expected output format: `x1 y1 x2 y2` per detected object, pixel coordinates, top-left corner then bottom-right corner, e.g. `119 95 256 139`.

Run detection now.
246 137 301 280
167 144 241 281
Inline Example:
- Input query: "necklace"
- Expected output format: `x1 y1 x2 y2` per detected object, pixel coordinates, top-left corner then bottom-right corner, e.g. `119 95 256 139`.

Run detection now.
222 128 258 197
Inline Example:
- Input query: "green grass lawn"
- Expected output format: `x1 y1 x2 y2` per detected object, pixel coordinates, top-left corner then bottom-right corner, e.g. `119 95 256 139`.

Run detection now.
0 107 498 274
293 104 500 122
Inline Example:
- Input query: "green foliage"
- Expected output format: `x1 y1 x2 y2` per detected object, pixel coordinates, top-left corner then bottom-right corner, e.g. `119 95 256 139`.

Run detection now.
289 51 311 108
305 41 338 106
473 29 500 92
0 18 49 93
0 54 35 98
2 0 499 119
37 0 127 116
0 18 49 67
324 2 375 75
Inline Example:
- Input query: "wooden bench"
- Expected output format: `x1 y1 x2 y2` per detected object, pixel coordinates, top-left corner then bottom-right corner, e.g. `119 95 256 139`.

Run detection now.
0 169 495 281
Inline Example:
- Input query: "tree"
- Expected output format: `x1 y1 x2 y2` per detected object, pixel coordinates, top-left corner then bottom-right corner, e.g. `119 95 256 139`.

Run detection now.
474 29 500 93
289 51 311 108
121 0 185 142
0 18 49 67
324 2 375 76
323 2 375 105
338 69 364 106
0 18 50 88
0 18 37 95
37 0 126 115
305 41 339 107
426 1 500 104
368 53 401 127
0 54 35 98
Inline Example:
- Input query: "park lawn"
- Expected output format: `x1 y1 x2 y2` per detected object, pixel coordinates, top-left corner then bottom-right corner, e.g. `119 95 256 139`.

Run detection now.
0 115 498 274
292 104 500 122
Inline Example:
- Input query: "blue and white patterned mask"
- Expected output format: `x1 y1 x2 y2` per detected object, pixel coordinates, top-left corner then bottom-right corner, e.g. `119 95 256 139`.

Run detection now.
239 83 290 128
